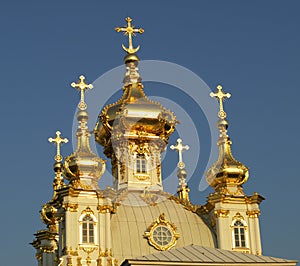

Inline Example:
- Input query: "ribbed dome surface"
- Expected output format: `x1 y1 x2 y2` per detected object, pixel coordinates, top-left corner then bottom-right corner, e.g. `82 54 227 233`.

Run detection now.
110 192 216 262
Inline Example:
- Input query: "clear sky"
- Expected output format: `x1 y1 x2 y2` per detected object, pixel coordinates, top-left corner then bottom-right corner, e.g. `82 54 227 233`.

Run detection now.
0 1 299 265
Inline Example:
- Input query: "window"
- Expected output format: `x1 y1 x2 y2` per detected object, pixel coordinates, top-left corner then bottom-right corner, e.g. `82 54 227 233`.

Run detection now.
152 225 173 247
233 221 246 248
136 155 147 174
82 216 94 244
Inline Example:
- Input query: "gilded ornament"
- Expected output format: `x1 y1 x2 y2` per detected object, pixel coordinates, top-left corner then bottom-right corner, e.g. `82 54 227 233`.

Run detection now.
115 17 144 54
77 257 82 266
210 84 231 119
66 247 79 256
144 213 179 251
140 188 158 206
81 206 94 216
63 203 78 212
246 210 261 218
170 138 189 169
71 75 93 111
97 205 115 213
232 212 245 221
206 85 249 192
48 131 68 162
97 258 102 266
67 256 72 266
214 209 229 218
98 248 112 257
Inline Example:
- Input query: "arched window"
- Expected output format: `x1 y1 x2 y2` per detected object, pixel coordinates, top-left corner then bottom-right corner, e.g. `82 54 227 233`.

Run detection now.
136 154 147 174
82 216 94 244
233 221 246 248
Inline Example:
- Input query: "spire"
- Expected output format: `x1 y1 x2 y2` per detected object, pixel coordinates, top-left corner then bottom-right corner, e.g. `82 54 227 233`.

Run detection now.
39 131 68 233
170 138 190 202
48 131 68 196
206 85 248 195
64 75 105 190
94 19 177 192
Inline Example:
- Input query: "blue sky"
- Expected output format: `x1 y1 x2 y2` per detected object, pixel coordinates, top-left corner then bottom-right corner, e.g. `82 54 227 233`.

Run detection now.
0 1 299 265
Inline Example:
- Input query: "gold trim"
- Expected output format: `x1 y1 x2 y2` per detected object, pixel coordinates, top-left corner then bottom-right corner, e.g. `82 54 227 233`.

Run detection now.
66 246 79 256
246 210 261 218
63 203 78 212
144 213 179 251
81 206 94 216
232 247 251 254
232 212 244 221
97 205 115 214
98 248 112 257
214 209 229 218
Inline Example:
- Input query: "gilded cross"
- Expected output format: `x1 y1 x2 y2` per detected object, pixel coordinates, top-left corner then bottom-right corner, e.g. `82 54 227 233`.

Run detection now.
170 138 189 169
115 17 144 54
210 85 231 119
71 75 93 110
48 131 68 162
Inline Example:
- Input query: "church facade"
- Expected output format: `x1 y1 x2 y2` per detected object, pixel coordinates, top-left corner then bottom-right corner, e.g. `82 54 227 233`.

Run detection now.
31 17 297 266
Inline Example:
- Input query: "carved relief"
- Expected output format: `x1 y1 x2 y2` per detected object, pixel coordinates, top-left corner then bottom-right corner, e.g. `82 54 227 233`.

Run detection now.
214 209 229 218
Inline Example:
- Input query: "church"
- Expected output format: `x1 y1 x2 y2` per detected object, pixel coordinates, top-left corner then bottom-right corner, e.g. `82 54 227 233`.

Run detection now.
31 17 297 266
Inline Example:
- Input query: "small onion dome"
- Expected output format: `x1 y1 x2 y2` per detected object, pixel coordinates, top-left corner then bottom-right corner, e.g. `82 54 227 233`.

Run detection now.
95 82 177 150
64 110 106 189
206 119 249 189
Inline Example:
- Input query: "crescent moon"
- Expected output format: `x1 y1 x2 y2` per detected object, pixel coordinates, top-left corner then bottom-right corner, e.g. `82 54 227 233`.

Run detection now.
122 44 140 54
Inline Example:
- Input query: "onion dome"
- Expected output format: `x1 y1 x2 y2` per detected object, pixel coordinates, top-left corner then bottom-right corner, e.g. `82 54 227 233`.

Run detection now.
94 18 177 156
64 76 106 190
206 85 249 194
95 74 177 152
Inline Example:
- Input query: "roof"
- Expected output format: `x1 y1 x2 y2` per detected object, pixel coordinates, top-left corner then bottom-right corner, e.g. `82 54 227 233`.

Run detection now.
110 192 216 262
121 245 297 266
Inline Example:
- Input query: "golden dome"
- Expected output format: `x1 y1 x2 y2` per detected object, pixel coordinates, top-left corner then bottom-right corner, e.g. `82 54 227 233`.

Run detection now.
207 86 249 194
94 60 177 154
64 110 105 190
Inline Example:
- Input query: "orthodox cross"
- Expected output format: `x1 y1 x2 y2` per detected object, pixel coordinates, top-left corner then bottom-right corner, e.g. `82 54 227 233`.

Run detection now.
115 17 144 54
210 85 231 119
71 75 93 110
170 138 189 169
48 131 68 162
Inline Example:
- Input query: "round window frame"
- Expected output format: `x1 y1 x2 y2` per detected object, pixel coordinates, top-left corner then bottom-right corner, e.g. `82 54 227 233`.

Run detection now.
145 213 179 251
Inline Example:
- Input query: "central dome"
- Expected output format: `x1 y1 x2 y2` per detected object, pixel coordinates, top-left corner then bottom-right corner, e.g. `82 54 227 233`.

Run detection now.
94 59 177 155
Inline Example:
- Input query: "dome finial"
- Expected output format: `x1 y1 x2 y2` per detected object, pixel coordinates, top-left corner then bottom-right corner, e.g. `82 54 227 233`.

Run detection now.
206 85 249 195
115 17 144 54
210 84 231 119
48 130 68 199
64 75 106 190
170 138 189 169
48 131 68 162
71 75 93 110
170 138 190 203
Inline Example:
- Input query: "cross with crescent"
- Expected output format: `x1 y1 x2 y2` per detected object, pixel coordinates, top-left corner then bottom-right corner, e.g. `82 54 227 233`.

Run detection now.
48 131 68 162
210 84 231 119
170 138 189 169
71 75 93 110
115 17 144 54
